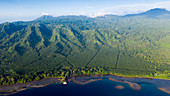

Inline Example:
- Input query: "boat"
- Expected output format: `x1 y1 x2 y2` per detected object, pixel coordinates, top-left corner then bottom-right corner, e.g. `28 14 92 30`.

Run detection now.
63 81 67 85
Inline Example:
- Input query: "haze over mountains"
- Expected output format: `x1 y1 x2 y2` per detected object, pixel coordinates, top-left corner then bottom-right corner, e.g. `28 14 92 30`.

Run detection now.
35 8 170 20
0 8 170 85
125 8 170 18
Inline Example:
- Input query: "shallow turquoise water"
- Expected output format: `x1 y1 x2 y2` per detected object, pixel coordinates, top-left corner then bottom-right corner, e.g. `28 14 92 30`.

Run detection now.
10 78 170 96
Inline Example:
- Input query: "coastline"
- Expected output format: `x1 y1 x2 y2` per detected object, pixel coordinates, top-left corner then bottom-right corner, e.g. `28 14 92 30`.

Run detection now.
158 88 170 94
107 74 170 81
0 77 61 96
71 74 170 81
0 74 170 95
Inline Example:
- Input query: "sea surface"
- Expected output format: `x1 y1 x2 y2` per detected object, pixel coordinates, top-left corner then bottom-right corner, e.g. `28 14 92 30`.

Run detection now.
9 76 170 96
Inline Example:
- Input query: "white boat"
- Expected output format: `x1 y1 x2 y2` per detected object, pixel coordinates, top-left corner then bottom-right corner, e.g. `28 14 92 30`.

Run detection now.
63 82 67 85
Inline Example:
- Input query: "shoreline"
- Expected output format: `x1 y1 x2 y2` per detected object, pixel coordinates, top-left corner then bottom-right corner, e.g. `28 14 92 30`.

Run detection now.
69 73 170 81
107 74 170 81
0 74 170 95
0 77 61 96
0 74 169 87
158 88 170 94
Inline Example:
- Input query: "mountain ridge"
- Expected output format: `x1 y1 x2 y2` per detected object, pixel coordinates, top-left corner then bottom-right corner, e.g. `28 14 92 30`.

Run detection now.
125 8 170 17
34 8 170 22
0 7 170 85
1 8 170 24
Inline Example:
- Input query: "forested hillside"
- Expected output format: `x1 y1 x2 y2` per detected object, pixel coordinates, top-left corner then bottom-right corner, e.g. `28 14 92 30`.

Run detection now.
0 8 170 85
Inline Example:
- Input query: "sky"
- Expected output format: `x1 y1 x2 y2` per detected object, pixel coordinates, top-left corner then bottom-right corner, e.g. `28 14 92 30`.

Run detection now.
1 0 170 23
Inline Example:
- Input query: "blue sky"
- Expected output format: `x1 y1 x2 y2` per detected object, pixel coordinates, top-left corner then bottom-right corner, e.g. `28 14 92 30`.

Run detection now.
1 0 170 23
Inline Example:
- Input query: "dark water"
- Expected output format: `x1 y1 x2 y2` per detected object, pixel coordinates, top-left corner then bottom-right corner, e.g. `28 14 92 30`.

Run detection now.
10 78 170 96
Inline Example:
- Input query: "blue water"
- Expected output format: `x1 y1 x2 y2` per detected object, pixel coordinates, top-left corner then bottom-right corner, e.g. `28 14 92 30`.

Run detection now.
10 78 170 96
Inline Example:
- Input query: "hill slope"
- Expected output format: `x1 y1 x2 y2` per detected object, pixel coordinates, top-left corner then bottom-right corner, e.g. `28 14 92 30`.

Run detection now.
0 8 170 85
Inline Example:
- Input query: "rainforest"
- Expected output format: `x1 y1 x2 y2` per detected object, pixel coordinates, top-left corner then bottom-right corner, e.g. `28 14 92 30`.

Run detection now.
0 8 170 85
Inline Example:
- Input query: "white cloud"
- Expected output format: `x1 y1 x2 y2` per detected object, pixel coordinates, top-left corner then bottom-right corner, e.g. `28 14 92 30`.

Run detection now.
73 1 170 17
101 1 170 16
42 13 49 15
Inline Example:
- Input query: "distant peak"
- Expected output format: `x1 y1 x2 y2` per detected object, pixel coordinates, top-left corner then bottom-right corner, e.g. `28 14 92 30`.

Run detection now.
125 8 170 17
41 15 53 17
35 15 55 21
147 8 169 12
142 8 170 16
39 15 53 18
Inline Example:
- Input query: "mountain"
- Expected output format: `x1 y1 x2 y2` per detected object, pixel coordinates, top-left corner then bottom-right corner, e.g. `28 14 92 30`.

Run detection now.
35 15 55 21
0 8 170 85
125 8 170 18
142 8 170 15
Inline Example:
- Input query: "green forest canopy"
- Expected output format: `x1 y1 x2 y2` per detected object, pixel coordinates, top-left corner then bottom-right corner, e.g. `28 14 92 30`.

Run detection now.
0 8 170 85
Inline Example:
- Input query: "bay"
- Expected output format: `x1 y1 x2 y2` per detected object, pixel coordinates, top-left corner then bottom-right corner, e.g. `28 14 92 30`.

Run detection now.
8 76 170 96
